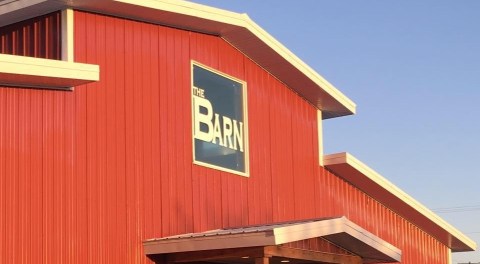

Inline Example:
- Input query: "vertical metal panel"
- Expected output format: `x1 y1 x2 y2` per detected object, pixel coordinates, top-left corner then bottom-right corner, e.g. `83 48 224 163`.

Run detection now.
0 10 450 264
0 11 61 59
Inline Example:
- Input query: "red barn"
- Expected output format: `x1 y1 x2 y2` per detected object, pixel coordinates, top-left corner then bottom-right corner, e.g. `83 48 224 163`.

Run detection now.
0 1 475 264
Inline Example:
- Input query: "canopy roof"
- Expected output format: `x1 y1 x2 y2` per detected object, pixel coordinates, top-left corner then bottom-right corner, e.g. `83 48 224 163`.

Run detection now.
0 0 356 119
144 217 401 263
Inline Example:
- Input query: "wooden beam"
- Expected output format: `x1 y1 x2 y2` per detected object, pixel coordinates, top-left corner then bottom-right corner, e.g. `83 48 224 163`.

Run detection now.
264 246 362 264
146 253 166 264
157 245 362 264
255 257 270 264
166 247 265 263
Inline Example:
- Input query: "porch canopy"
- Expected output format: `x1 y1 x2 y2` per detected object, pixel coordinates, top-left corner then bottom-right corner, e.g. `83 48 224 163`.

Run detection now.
143 217 401 264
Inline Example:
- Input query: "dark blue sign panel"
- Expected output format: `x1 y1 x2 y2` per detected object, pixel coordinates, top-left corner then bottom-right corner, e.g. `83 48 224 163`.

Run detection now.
192 63 248 176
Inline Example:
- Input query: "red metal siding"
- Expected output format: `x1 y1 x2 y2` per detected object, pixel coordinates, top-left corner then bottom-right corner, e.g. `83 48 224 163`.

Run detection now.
0 11 61 59
0 88 75 263
0 10 449 264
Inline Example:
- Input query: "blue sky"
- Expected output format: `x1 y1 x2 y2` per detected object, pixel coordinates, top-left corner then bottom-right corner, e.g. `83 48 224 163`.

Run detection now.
189 1 480 262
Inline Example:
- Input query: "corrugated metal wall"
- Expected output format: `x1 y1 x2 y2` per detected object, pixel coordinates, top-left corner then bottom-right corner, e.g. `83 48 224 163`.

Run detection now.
0 11 61 59
0 10 449 264
0 11 64 264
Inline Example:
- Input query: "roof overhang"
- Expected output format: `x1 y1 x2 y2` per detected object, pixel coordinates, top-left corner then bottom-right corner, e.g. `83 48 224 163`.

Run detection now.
324 152 477 252
0 0 356 119
0 53 99 89
143 217 401 263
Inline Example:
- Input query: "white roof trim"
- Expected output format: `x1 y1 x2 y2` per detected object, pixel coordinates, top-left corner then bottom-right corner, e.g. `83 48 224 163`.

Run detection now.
0 53 99 89
324 152 477 252
143 217 401 263
0 0 356 118
113 0 356 118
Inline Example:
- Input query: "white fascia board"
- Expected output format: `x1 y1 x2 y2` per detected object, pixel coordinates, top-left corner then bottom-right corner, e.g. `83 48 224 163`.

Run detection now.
0 53 99 89
114 0 248 27
143 232 276 255
272 216 400 261
272 218 346 245
324 152 477 252
240 16 356 115
341 217 402 261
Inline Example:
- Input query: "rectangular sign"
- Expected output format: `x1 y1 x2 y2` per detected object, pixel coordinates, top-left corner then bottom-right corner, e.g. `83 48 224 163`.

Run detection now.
191 62 249 176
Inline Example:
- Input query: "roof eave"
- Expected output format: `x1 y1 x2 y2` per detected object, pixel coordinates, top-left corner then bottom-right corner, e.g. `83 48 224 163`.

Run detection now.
0 0 356 119
324 152 477 252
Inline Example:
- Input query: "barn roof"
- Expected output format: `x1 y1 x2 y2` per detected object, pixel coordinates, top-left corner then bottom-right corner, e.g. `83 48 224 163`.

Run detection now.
0 0 356 119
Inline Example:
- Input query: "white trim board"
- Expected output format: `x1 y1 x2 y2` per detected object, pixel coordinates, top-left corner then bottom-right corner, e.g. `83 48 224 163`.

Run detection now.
0 53 99 89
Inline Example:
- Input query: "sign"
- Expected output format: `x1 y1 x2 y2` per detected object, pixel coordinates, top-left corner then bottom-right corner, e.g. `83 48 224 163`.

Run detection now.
192 62 249 176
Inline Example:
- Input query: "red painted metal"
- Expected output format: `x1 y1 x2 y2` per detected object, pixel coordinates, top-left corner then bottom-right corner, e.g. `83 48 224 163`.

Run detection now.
0 11 61 59
0 10 450 264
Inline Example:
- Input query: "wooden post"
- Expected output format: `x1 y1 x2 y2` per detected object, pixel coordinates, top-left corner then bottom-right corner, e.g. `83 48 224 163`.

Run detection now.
255 257 270 264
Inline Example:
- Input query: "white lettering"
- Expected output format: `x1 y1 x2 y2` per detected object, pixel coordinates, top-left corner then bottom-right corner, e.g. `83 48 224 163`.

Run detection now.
193 96 213 142
212 113 224 146
192 87 205 97
193 96 244 152
223 116 233 149
233 120 244 152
